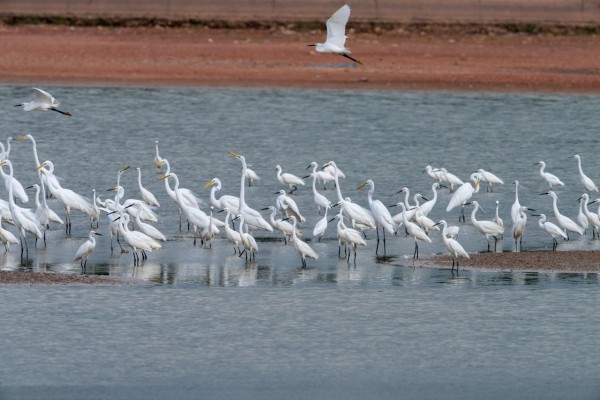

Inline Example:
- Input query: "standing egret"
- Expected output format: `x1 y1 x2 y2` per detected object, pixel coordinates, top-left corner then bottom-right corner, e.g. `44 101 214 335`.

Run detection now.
418 182 441 217
438 168 463 192
74 230 102 270
220 208 243 254
200 207 216 248
393 202 431 260
263 206 296 245
493 200 504 228
329 211 366 263
541 191 584 239
275 165 305 194
306 161 335 190
446 173 481 222
154 141 164 170
116 213 161 264
14 87 72 116
535 161 564 189
275 190 305 223
0 219 18 252
245 166 260 187
205 177 240 216
312 207 329 242
323 161 375 232
577 195 589 235
572 154 598 192
436 219 469 272
423 165 444 184
476 168 504 192
287 216 319 268
237 214 258 261
0 163 28 204
132 203 166 242
305 171 332 214
512 206 528 252
227 151 273 232
136 167 160 207
511 180 522 225
308 4 362 65
534 213 567 250
582 195 600 238
468 201 504 252
356 179 395 254
392 187 418 226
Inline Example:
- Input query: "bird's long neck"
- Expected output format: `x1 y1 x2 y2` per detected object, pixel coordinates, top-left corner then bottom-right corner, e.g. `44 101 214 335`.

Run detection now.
332 167 343 202
239 160 247 207
33 185 41 208
551 195 561 217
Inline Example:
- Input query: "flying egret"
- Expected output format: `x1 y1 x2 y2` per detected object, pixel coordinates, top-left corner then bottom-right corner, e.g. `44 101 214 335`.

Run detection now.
287 215 319 268
476 169 504 192
276 165 305 194
357 179 395 255
154 140 164 170
323 161 376 232
535 161 564 189
263 205 296 245
220 208 243 254
204 177 240 216
14 87 72 116
393 202 431 260
305 171 332 214
329 211 366 263
446 173 481 222
308 4 362 65
227 151 273 232
74 230 102 270
435 219 469 272
512 206 528 252
136 167 160 207
468 201 504 252
0 218 18 252
541 190 584 239
534 213 567 250
438 168 463 192
572 154 598 192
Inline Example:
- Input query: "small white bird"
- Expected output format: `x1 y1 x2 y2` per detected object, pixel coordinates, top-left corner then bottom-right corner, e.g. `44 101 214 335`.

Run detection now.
393 202 432 260
535 213 567 250
313 207 329 242
476 169 504 192
572 154 598 192
357 179 395 255
0 218 18 252
446 173 481 222
74 230 102 270
275 189 305 223
438 168 464 192
436 219 469 272
423 165 444 184
541 190 585 239
245 166 261 187
15 88 72 116
136 167 160 208
469 201 504 252
263 205 296 245
512 206 528 252
308 4 362 65
329 211 366 263
153 140 164 170
288 216 319 268
535 161 564 189
275 165 305 194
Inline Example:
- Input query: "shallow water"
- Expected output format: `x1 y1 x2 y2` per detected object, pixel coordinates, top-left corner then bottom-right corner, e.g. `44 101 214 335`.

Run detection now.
1 85 600 399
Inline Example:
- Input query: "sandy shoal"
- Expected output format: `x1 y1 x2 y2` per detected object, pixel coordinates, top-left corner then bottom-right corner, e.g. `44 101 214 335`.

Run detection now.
1 24 600 92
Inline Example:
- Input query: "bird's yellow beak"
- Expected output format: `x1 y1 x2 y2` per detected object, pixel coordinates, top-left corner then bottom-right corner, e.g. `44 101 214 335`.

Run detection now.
34 162 46 171
227 150 240 158
17 135 28 141
159 174 170 181
120 165 130 172
356 182 368 190
474 178 480 191
203 179 216 189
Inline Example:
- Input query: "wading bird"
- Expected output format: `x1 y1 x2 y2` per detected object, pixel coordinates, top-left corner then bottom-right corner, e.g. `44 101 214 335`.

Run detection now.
308 4 362 65
446 173 481 222
534 213 567 250
14 87 72 116
287 216 319 268
436 219 469 272
572 154 598 193
541 190 584 239
357 179 395 255
74 230 102 270
535 161 564 189
468 201 504 252
275 165 305 194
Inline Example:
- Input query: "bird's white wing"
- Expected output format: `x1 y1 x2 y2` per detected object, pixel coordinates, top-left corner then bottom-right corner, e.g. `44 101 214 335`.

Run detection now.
325 4 351 48
32 88 57 106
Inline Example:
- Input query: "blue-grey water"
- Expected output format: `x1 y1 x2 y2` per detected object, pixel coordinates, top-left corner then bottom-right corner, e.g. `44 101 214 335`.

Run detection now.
0 85 599 399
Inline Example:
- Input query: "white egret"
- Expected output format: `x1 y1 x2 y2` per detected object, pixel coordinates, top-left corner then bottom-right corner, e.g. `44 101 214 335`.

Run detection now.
423 165 444 184
476 168 504 192
577 195 589 235
414 206 440 234
418 182 441 217
287 215 319 268
357 179 395 254
512 206 528 252
323 161 376 231
136 167 160 207
237 214 258 261
393 202 431 260
468 201 504 252
446 173 481 222
534 213 567 250
160 159 201 209
0 160 42 257
436 219 469 272
306 161 335 190
392 187 418 226
438 168 463 192
572 154 598 192
308 4 362 65
0 138 12 162
132 203 166 242
582 195 600 238
154 140 164 170
200 207 216 248
312 207 329 242
74 230 102 270
323 162 345 180
275 165 305 194
541 190 584 239
275 189 305 223
493 200 504 228
204 177 240 216
0 219 18 252
0 163 28 203
220 208 243 254
116 213 162 265
245 166 260 187
305 171 332 214
535 161 564 189
14 87 72 116
329 211 366 263
227 151 273 232
263 206 296 245
511 180 522 225
90 189 101 228
28 182 63 247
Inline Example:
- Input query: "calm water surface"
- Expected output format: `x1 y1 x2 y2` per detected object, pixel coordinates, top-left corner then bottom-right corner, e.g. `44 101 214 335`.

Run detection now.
0 85 599 399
